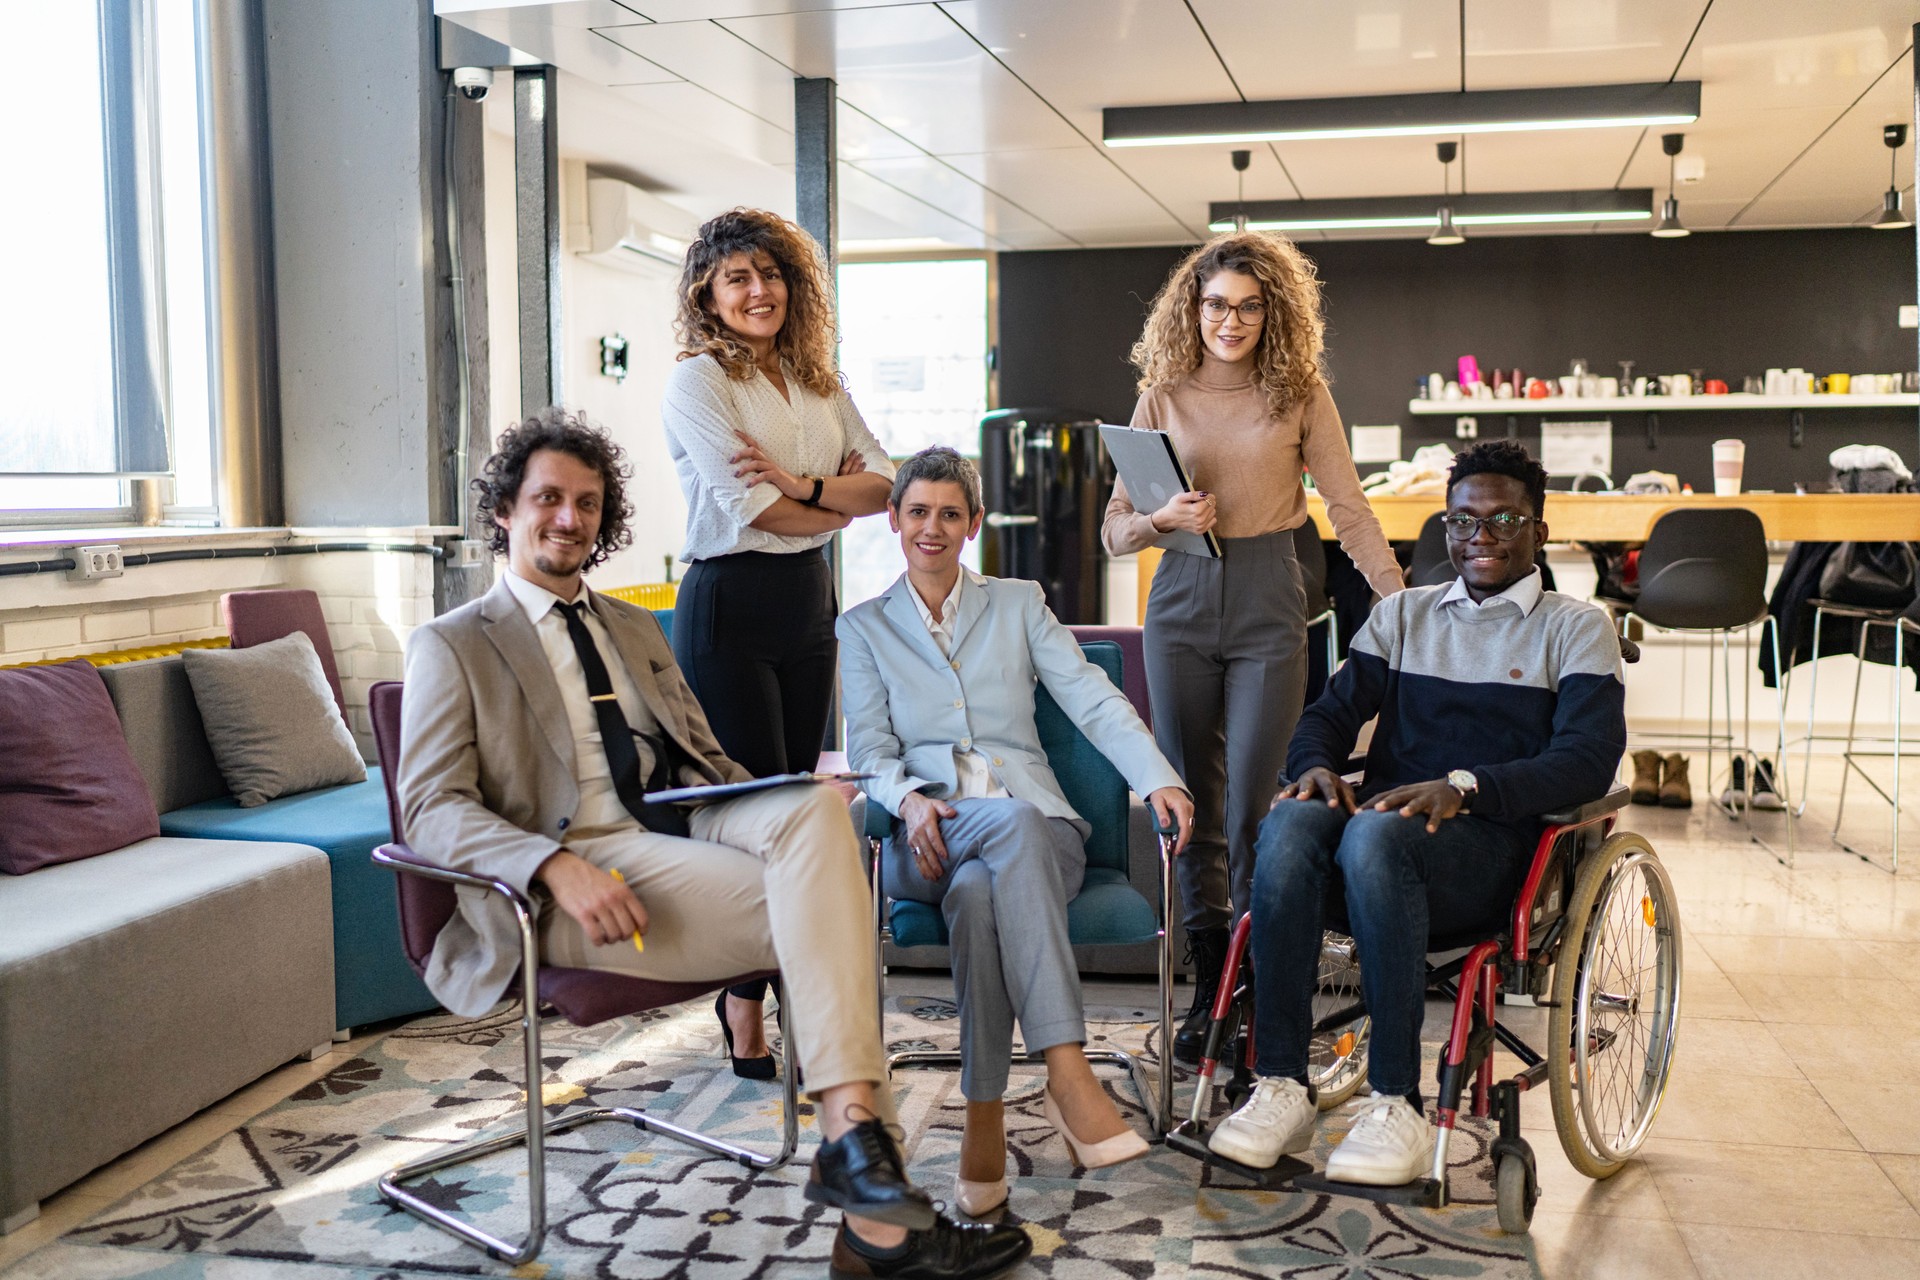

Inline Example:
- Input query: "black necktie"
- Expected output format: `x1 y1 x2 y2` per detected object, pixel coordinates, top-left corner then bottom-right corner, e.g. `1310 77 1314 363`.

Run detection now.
555 601 690 838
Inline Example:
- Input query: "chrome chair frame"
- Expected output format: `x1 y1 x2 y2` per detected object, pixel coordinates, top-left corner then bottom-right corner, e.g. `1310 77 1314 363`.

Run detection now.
866 814 1181 1138
1794 601 1912 873
369 847 800 1266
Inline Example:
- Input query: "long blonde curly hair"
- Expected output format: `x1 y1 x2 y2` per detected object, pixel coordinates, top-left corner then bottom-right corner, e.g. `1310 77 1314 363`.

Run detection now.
673 208 842 399
1131 231 1328 417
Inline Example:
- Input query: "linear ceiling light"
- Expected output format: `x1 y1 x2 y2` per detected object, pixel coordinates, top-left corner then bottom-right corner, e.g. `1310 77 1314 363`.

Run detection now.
1207 189 1654 234
1106 82 1700 148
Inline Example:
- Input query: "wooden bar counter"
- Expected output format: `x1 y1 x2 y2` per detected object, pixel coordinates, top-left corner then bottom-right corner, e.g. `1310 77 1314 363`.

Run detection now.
1131 493 1920 622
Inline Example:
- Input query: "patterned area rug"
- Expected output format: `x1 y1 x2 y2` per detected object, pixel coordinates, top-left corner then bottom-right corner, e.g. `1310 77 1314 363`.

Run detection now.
8 997 1540 1279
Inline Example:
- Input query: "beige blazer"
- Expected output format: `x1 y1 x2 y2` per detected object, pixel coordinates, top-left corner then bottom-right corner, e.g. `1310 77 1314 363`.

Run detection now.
396 578 751 1016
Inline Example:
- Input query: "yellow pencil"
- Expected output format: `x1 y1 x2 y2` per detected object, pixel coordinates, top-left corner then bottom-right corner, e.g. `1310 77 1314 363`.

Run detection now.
608 869 644 952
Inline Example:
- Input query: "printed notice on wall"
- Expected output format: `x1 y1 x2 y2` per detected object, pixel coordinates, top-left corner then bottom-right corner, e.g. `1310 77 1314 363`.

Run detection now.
1350 425 1402 464
872 356 926 393
1540 420 1613 482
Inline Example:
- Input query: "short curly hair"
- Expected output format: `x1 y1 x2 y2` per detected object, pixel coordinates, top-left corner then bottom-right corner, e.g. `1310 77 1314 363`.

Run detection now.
472 407 634 570
1447 439 1549 518
1131 230 1328 418
672 208 842 399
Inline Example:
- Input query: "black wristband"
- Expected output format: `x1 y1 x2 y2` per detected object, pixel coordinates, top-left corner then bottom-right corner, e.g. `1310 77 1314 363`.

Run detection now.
802 476 824 507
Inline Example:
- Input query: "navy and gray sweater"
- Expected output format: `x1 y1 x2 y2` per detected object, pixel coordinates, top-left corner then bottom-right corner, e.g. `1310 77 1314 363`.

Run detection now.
1287 581 1628 831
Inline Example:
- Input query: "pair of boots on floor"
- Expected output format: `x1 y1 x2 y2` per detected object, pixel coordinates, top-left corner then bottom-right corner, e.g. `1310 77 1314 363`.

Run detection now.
1628 750 1784 811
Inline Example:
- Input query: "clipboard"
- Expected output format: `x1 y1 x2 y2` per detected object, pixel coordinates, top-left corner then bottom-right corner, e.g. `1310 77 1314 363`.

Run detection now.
1098 424 1222 559
643 770 874 806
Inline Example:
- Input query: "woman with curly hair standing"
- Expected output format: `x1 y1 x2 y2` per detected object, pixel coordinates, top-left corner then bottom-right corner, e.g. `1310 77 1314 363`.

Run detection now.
1103 232 1402 1065
662 208 895 1077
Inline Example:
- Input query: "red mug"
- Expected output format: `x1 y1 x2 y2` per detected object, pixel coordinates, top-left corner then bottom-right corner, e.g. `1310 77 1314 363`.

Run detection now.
1704 379 1729 395
1525 379 1550 399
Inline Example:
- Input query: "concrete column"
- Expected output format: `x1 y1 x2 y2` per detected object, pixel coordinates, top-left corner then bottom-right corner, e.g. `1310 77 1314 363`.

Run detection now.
515 65 561 416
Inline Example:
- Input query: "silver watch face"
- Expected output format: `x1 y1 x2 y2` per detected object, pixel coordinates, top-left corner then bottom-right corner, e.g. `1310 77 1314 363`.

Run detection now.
1448 769 1477 794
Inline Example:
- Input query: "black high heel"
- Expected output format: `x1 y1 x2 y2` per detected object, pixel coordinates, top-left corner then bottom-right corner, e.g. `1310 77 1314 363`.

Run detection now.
715 990 777 1080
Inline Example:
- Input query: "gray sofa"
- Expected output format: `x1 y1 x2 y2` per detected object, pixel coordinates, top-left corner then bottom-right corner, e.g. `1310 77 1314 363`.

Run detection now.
0 658 337 1234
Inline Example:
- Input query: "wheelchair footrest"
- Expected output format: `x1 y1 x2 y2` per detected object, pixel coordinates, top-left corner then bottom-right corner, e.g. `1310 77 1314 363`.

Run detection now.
1290 1170 1446 1210
1164 1126 1312 1189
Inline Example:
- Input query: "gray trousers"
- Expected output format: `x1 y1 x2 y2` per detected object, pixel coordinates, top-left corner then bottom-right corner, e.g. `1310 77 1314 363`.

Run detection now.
1145 530 1309 933
883 798 1088 1101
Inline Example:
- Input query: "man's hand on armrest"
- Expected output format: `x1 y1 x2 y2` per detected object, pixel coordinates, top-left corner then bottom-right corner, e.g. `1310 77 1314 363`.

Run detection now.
1147 786 1195 855
535 849 649 948
1273 767 1358 814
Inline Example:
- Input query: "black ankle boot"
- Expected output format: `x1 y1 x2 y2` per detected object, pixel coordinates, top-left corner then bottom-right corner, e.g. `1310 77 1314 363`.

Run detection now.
1173 925 1231 1066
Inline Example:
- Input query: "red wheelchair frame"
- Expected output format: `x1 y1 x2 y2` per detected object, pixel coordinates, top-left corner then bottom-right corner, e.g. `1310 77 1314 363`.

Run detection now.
1166 783 1680 1233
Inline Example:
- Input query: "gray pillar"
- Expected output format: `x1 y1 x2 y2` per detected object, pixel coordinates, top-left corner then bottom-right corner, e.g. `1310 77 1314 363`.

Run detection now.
795 76 837 274
435 81 494 613
515 65 561 416
203 0 282 526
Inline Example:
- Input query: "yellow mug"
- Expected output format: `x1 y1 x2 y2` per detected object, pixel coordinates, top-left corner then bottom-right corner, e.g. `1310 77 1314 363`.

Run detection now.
1824 373 1850 395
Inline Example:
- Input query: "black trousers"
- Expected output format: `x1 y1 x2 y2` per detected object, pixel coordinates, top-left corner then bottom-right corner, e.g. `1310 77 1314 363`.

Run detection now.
673 547 838 1006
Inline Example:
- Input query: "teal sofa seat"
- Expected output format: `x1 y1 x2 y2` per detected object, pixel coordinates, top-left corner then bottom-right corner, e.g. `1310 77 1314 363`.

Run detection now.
160 768 433 1030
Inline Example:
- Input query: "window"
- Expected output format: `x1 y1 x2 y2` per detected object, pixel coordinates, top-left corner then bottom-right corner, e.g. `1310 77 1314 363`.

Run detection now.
0 0 214 523
835 258 990 606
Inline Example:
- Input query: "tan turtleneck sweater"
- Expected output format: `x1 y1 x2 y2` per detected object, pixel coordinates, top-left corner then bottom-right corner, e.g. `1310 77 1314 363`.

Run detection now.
1101 354 1404 600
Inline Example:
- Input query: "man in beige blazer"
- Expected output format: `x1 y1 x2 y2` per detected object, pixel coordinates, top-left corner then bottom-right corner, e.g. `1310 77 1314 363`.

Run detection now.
396 408 1029 1280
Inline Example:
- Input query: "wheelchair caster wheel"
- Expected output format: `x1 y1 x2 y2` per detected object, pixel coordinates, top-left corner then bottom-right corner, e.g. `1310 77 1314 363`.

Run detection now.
1494 1145 1537 1234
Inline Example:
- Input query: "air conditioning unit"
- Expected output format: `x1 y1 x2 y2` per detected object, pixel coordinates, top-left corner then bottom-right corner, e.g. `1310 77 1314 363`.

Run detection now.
577 177 698 275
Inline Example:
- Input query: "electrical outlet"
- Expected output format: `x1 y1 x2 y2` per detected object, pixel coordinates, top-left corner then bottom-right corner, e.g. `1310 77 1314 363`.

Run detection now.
68 544 124 581
1455 416 1478 439
452 538 488 569
1900 304 1918 329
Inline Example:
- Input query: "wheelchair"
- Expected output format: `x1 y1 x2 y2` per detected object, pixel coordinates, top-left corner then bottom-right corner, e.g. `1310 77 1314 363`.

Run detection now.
1165 783 1682 1235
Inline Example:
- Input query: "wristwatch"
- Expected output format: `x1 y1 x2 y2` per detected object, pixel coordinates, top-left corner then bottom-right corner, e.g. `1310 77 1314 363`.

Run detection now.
800 476 824 507
1446 769 1478 802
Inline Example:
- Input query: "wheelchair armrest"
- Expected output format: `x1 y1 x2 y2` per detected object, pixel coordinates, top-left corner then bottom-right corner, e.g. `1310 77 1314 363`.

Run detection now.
372 841 536 913
861 797 893 841
1538 786 1630 827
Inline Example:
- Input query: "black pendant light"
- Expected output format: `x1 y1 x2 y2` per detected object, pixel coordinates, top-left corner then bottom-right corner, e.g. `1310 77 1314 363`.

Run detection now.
1872 124 1912 231
1428 141 1464 245
1651 132 1690 237
1230 148 1251 232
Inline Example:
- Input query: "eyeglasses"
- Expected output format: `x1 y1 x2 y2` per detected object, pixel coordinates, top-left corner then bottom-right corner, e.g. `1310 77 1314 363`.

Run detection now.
1442 512 1535 541
1199 297 1267 323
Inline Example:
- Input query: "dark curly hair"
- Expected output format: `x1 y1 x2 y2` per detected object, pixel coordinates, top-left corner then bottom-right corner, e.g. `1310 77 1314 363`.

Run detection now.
1447 439 1549 518
672 208 842 398
472 407 634 570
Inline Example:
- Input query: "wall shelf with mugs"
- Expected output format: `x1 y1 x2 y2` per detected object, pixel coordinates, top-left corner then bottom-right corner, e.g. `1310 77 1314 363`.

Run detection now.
1408 393 1920 414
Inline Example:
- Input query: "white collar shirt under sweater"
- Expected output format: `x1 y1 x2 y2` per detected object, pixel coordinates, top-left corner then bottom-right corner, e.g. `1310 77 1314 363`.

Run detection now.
661 353 898 562
1437 568 1544 618
501 570 658 833
905 568 1009 800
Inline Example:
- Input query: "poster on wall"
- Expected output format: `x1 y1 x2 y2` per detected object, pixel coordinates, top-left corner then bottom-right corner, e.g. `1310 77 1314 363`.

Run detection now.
1540 420 1613 482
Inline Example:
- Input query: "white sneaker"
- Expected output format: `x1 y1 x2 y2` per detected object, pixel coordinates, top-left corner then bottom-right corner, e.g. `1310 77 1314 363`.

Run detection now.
1208 1077 1316 1168
1325 1093 1435 1186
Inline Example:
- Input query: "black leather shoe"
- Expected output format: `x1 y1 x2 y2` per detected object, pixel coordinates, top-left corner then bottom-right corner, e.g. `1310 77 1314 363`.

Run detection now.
806 1118 936 1229
829 1213 1032 1280
1173 925 1231 1066
715 991 777 1081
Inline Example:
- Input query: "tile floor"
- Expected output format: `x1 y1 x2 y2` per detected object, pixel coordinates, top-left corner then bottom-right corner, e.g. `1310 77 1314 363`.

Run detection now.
2 753 1917 1279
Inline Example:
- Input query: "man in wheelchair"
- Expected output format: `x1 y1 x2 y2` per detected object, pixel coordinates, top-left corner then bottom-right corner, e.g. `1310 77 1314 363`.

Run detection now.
1208 440 1627 1185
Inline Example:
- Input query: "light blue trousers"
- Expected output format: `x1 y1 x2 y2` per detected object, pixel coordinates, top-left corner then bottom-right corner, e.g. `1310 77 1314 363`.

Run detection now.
884 798 1088 1101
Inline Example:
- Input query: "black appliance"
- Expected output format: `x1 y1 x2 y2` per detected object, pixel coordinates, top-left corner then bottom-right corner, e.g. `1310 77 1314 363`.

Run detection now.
979 408 1112 624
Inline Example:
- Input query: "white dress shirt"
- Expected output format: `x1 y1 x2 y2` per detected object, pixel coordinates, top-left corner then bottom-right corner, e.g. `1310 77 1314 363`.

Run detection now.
661 353 897 562
1437 567 1545 618
906 569 1009 800
501 570 658 832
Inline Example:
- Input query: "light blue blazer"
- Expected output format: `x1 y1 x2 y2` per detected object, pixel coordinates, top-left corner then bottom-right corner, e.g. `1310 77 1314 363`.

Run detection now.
837 571 1184 823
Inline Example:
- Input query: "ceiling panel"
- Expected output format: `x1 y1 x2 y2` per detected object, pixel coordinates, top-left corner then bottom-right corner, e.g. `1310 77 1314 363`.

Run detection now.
1187 0 1461 98
606 80 793 167
1732 67 1916 227
851 156 1059 239
837 162 1001 250
1688 0 1915 111
596 20 797 130
618 0 884 20
1458 129 1649 194
836 102 927 162
439 0 648 30
1459 0 1702 89
940 0 1233 138
441 12 681 85
941 148 1189 233
716 6 1085 154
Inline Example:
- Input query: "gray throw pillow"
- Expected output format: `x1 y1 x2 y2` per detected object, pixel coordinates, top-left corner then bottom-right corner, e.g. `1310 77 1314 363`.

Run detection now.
182 632 367 807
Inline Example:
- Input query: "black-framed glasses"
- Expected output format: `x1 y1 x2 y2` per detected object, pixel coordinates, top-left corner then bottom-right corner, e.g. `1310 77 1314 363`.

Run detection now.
1199 297 1266 323
1442 512 1535 541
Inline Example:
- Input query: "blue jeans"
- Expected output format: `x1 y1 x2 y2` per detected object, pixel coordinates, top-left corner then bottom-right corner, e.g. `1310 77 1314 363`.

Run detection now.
1249 800 1532 1099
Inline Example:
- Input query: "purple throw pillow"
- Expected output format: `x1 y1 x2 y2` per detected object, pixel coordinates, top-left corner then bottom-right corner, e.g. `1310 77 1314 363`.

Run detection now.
0 660 161 874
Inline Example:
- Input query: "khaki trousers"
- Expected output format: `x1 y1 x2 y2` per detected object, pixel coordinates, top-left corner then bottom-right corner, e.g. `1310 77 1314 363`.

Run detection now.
541 784 886 1104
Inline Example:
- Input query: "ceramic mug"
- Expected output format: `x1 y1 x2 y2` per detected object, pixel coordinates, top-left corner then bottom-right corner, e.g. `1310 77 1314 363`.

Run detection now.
1670 373 1692 396
1826 373 1850 395
1704 379 1729 395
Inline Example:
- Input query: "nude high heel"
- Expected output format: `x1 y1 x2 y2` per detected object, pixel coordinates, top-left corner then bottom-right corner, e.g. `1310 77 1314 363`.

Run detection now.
1042 1087 1148 1169
953 1173 1008 1218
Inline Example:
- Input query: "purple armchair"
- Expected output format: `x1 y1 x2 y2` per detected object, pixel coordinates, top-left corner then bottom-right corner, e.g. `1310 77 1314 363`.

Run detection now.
367 681 796 1265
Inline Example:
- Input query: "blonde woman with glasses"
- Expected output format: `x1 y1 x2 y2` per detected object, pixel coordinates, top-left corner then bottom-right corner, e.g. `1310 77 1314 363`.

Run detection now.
1102 232 1403 1066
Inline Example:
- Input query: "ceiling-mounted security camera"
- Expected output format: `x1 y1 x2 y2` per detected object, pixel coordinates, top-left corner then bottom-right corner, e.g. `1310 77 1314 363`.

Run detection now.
452 66 493 101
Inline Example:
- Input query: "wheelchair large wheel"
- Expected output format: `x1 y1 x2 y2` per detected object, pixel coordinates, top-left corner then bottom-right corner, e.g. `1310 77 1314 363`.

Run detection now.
1548 832 1682 1178
1309 931 1370 1110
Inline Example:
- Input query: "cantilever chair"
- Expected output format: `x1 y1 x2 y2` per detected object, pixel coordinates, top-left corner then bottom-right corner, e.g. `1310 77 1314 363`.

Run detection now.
863 641 1181 1137
1291 521 1341 678
367 681 798 1266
